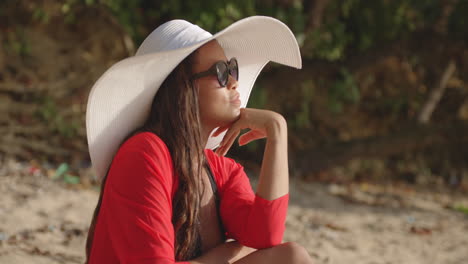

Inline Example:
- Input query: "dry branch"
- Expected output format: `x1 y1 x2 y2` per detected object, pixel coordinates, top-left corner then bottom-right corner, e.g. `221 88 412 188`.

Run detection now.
418 60 456 124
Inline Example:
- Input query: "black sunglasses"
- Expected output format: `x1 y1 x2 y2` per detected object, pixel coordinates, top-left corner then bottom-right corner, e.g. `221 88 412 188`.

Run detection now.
191 58 238 87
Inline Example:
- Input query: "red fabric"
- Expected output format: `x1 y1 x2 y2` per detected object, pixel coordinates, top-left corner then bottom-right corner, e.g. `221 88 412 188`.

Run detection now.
88 132 289 264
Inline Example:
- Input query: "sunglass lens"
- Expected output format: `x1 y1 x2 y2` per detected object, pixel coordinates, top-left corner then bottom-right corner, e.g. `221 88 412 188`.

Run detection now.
216 62 228 86
230 58 238 81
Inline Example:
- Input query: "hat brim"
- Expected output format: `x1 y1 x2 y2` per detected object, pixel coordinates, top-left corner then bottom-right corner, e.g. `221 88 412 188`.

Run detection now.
86 16 302 179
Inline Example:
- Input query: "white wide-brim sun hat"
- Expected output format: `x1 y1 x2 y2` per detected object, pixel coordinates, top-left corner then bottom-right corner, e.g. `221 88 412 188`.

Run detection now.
86 16 302 180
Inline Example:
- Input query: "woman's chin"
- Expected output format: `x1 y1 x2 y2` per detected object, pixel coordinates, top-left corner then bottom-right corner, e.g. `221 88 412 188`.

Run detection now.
217 113 240 127
230 109 241 121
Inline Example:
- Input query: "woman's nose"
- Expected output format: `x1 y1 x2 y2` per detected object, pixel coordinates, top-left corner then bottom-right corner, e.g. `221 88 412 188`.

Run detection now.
227 75 238 90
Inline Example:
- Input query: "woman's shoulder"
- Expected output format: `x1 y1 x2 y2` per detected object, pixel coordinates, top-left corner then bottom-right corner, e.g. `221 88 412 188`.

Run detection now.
120 131 169 153
115 131 173 166
107 132 176 200
111 131 175 181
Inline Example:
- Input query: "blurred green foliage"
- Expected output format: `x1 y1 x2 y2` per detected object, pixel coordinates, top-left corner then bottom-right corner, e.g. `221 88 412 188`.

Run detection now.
53 0 466 58
23 0 464 63
36 0 465 115
16 0 466 62
328 68 360 114
244 84 267 152
453 205 468 215
3 27 31 57
0 0 465 182
294 80 314 128
35 97 79 139
21 0 467 132
32 7 50 24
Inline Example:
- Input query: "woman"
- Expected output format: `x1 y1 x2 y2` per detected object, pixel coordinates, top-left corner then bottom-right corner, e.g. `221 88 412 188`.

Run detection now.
85 17 312 263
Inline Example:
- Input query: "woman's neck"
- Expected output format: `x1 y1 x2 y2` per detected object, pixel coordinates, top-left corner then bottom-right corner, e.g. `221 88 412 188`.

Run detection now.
201 124 215 149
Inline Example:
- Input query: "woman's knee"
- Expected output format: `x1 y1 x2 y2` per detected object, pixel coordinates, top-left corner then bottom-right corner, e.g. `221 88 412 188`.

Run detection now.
274 242 312 264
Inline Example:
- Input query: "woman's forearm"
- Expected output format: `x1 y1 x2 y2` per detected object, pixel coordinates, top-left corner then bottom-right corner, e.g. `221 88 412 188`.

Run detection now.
256 116 289 200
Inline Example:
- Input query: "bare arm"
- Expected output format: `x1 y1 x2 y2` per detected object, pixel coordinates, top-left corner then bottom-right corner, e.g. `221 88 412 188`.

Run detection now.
256 115 288 200
214 108 289 200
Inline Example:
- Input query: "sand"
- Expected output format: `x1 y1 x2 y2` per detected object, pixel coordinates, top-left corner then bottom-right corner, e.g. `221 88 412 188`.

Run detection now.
1 158 467 264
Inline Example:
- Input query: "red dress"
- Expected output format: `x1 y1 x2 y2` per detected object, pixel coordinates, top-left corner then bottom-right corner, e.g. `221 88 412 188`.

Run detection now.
88 132 289 264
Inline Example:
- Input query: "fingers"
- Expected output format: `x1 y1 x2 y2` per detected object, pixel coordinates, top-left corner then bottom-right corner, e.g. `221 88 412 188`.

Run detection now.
212 124 230 137
216 129 266 156
217 129 240 156
215 122 242 156
214 121 269 156
238 130 266 146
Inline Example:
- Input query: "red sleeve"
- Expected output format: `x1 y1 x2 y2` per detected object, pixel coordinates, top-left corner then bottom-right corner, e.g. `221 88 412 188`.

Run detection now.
216 155 289 249
103 133 190 264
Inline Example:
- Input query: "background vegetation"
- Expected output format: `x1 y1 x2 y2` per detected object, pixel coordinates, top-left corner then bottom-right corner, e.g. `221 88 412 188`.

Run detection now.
1 0 467 189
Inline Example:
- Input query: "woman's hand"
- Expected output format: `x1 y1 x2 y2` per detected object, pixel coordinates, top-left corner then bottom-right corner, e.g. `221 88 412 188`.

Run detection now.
213 108 287 156
213 107 289 201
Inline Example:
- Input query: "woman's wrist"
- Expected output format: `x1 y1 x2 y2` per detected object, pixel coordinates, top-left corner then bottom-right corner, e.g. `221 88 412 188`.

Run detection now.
265 114 287 141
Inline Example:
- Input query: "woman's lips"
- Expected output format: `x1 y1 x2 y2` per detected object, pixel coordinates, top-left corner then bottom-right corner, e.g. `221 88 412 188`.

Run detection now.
230 94 241 105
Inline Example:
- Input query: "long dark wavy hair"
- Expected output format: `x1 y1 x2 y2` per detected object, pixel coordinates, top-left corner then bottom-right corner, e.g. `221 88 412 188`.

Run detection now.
85 50 207 262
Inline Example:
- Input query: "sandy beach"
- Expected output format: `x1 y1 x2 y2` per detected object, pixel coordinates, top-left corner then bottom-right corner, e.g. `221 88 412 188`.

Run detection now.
1 158 467 264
